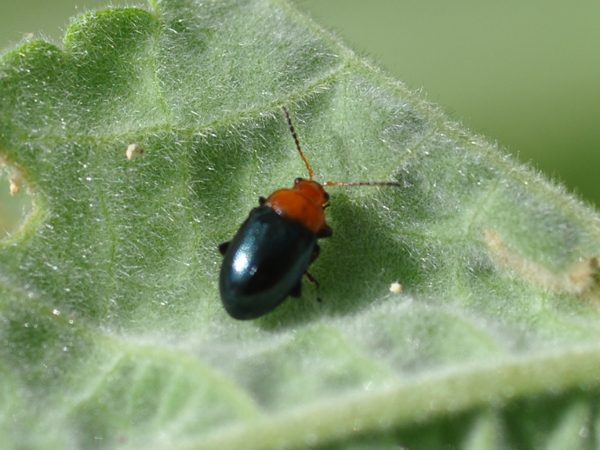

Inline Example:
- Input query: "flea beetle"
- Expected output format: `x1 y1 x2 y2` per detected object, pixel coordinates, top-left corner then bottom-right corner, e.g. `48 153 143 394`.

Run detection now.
218 106 400 320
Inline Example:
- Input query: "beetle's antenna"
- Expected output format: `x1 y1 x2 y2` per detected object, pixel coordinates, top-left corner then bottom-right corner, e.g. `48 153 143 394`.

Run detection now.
281 105 314 181
323 181 402 188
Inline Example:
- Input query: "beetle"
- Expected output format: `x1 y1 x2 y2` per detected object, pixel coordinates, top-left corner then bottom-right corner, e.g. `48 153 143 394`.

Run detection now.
218 106 400 320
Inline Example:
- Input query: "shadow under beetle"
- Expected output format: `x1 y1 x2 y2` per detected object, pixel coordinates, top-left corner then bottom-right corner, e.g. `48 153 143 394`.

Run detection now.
218 106 400 320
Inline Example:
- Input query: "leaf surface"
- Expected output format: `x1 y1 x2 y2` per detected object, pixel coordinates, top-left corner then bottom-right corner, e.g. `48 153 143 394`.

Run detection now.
2 1 600 449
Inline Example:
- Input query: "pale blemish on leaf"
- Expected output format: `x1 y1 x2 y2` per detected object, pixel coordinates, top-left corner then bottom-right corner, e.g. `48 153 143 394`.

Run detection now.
484 229 599 295
0 155 33 238
389 281 403 293
125 143 145 160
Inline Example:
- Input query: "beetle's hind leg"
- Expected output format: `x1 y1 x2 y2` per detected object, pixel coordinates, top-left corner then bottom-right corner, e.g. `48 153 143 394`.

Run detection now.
304 271 320 289
306 243 323 302
289 242 323 301
310 243 321 264
290 272 321 303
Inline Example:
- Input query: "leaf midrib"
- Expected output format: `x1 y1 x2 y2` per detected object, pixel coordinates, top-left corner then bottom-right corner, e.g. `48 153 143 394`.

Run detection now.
191 342 600 450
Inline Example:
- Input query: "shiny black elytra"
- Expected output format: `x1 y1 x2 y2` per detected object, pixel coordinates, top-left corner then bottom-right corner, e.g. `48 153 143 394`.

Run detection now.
218 106 401 320
219 205 320 320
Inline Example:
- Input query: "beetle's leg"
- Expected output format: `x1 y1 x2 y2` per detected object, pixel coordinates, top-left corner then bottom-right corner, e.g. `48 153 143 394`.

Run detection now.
310 243 321 263
306 244 322 287
316 224 332 239
258 196 267 206
218 241 230 255
304 270 320 289
294 244 323 302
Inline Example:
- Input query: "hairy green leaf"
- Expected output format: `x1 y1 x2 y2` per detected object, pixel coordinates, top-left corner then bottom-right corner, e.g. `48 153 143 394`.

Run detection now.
2 1 600 449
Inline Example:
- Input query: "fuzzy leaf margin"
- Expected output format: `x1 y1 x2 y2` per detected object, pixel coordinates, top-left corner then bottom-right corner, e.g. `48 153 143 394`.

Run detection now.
2 0 600 449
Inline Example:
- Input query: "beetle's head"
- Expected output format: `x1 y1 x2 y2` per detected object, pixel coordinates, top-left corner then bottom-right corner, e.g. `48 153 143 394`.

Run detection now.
292 178 330 207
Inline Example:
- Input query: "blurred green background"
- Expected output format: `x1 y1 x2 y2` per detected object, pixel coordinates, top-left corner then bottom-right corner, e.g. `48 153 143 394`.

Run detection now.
1 0 599 236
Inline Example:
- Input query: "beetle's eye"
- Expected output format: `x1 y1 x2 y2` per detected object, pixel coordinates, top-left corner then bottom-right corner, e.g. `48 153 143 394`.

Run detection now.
324 192 330 201
294 177 303 184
